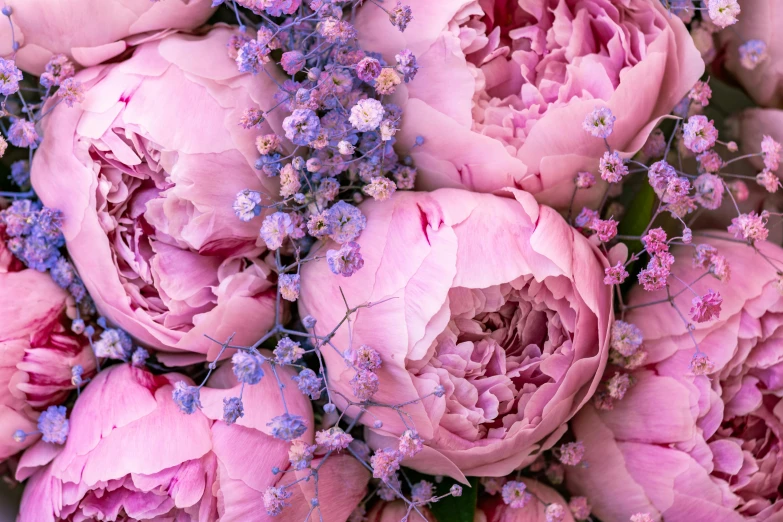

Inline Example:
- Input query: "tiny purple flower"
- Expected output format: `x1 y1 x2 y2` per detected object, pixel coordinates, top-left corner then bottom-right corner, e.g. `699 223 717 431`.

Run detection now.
38 405 69 444
283 109 321 146
222 396 245 425
293 368 322 399
0 57 22 96
172 381 202 414
327 241 365 277
7 119 40 149
232 350 266 385
268 413 308 441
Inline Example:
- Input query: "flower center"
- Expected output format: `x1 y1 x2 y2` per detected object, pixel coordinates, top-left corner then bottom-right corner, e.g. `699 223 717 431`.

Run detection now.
412 280 574 442
454 0 664 153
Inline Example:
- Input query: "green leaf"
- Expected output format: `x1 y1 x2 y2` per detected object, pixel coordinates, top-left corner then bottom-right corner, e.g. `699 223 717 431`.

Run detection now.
429 477 479 522
617 181 656 250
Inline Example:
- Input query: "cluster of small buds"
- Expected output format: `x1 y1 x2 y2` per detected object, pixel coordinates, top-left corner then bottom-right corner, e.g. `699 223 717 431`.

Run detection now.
739 40 768 70
13 404 70 446
689 289 723 322
501 481 532 509
689 351 716 376
172 381 203 415
315 426 353 452
604 261 629 285
693 244 731 282
0 56 96 316
608 320 647 368
599 151 628 183
556 441 586 466
0 203 88 301
546 503 567 522
269 413 308 441
728 211 770 242
0 51 82 156
89 319 135 361
226 0 422 311
683 115 719 154
706 0 741 28
569 497 592 521
480 467 594 521
688 80 712 107
572 75 783 378
370 447 402 482
593 370 636 411
263 486 292 516
582 106 616 139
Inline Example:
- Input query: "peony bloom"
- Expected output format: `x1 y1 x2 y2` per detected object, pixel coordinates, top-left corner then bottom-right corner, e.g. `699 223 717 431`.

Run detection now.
567 235 783 521
354 0 704 208
31 27 287 365
0 0 215 75
300 189 612 479
16 362 369 521
0 239 95 462
719 0 782 107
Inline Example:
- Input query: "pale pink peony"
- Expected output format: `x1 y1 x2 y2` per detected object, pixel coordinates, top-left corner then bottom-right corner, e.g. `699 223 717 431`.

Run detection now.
354 0 704 208
0 0 215 75
16 362 368 521
31 27 288 365
567 235 783 521
299 189 612 479
0 238 95 462
719 0 782 107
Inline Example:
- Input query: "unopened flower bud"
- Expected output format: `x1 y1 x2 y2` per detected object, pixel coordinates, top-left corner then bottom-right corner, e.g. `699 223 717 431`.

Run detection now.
71 318 85 334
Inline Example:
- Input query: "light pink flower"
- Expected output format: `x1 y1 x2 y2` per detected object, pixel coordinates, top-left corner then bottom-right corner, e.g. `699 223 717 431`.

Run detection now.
567 236 783 522
689 289 723 322
0 0 215 75
300 189 612 479
16 362 368 521
353 0 703 209
0 240 95 463
31 27 287 365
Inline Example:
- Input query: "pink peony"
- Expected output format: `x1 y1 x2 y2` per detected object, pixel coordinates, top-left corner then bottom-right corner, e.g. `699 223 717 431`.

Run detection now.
0 239 95 462
16 362 368 521
719 0 781 107
353 0 704 208
0 0 215 75
299 189 612 479
567 235 783 521
31 27 287 365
